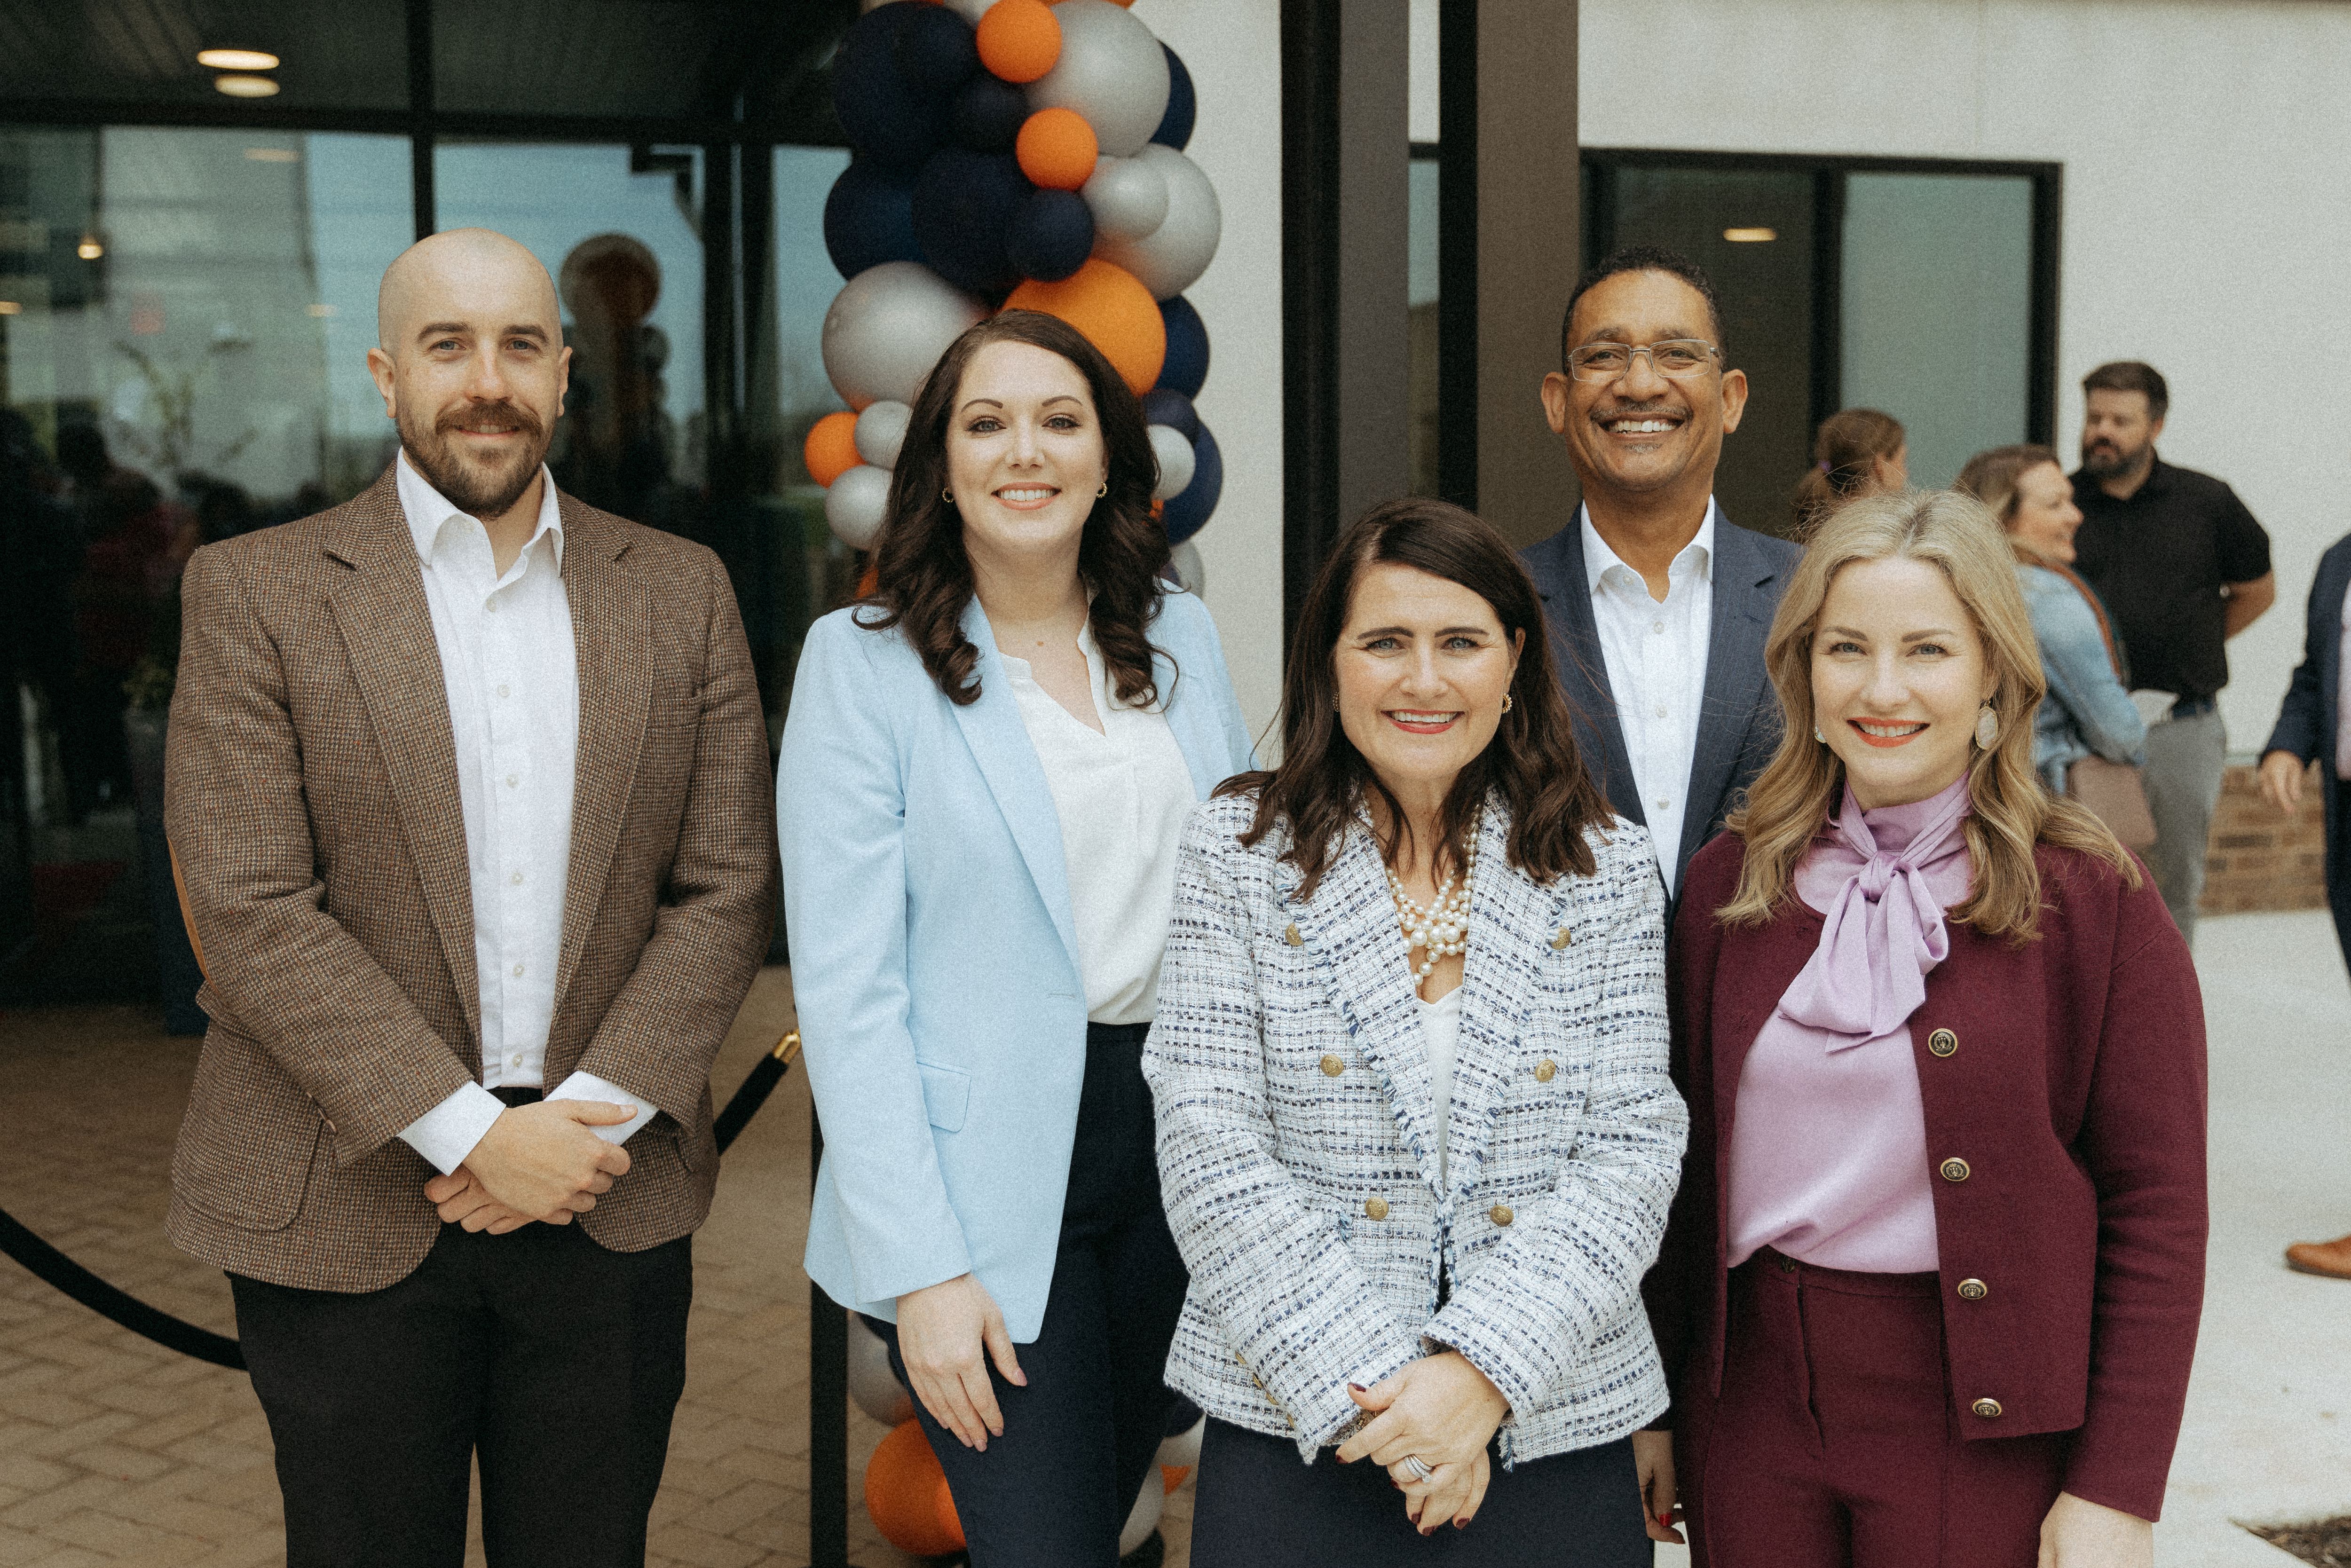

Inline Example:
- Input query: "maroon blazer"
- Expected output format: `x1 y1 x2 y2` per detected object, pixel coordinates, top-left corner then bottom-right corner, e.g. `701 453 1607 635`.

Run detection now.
1647 831 2207 1521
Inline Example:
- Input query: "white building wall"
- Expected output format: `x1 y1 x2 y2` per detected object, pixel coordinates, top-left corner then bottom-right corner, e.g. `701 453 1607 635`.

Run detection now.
1575 0 2351 751
1137 0 1287 752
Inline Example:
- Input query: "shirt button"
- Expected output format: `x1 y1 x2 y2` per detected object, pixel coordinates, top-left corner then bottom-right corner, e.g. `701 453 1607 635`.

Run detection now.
1651 620 1664 634
497 684 510 698
508 1053 522 1067
1533 1059 1556 1082
510 871 525 885
1489 1204 1514 1227
506 774 519 788
1319 1055 1344 1077
486 600 498 614
1655 705 1667 718
1655 798 1669 811
1364 1198 1389 1221
512 963 525 977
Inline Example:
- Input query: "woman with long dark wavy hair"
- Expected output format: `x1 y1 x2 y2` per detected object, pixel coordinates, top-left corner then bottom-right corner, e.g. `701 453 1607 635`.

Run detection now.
778 310 1254 1566
1145 497 1685 1566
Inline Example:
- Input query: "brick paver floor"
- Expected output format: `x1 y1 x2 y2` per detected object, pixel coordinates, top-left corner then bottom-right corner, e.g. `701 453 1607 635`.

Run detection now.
0 972 1195 1567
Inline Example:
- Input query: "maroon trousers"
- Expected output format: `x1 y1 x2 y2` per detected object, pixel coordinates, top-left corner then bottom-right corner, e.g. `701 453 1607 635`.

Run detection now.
1680 1250 2066 1568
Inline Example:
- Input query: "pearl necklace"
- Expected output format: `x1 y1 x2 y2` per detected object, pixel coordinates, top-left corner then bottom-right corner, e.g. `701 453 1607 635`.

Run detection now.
1388 818 1480 983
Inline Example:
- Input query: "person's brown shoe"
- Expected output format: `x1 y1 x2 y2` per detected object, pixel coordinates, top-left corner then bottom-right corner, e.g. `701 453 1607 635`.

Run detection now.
2285 1234 2351 1279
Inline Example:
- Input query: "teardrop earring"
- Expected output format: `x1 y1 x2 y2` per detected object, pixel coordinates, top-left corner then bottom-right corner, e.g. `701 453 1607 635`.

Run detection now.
1813 725 1826 744
1974 705 1999 749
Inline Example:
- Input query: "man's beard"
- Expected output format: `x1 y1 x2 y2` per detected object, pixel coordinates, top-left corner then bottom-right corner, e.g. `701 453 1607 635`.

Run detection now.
401 400 550 517
2079 437 2138 479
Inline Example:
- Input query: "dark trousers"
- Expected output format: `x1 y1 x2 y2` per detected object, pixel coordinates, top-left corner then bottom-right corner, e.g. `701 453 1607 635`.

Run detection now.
1684 1249 2065 1568
230 1221 694 1568
872 1020 1189 1567
1189 1419 1649 1567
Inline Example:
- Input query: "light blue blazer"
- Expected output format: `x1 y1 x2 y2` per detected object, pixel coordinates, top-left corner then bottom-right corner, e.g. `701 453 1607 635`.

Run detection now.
779 588 1255 1341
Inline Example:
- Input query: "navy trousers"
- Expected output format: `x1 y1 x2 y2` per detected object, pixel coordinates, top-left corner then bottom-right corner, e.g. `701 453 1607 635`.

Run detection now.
872 1019 1190 1567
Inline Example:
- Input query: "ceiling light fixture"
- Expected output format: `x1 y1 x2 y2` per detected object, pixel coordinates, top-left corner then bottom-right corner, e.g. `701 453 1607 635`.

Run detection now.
77 236 103 260
1723 227 1777 243
214 74 281 98
197 48 279 70
244 146 299 163
0 301 21 315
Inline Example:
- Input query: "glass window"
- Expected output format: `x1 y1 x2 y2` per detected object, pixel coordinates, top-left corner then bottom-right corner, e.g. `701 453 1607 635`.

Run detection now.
1841 173 2034 489
1406 154 1440 498
0 126 411 1008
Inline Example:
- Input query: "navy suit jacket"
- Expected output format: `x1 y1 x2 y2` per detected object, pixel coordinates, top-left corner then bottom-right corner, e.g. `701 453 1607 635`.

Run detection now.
1520 509 1801 897
2260 531 2351 942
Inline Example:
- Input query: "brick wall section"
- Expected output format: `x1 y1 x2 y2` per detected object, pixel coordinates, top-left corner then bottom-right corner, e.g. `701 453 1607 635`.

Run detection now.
2201 760 2328 915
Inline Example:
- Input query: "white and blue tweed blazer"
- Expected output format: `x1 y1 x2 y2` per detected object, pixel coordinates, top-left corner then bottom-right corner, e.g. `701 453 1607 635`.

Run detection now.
1143 790 1685 1465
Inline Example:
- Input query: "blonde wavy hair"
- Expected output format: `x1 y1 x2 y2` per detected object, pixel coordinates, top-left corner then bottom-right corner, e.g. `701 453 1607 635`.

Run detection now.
1720 489 2138 939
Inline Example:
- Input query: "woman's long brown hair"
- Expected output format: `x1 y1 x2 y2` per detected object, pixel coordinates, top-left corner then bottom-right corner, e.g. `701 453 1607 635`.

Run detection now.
1217 497 1613 898
858 310 1171 707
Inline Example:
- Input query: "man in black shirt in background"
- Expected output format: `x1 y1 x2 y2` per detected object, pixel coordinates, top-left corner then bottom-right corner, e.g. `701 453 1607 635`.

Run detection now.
2071 360 2274 946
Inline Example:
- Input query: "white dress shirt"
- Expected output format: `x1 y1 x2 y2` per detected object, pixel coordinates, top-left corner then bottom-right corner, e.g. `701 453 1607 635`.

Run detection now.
1581 502 1716 895
1000 619 1198 1025
392 453 657 1174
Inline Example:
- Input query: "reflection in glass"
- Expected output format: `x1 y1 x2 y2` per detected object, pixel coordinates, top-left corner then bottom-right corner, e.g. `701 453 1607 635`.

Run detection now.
0 127 412 1010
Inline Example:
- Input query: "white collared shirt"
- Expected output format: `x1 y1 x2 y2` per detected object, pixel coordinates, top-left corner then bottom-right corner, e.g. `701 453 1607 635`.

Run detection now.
1580 500 1716 895
392 452 657 1175
999 619 1197 1025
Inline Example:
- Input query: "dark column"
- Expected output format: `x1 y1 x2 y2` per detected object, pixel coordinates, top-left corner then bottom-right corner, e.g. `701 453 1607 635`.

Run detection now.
1281 0 1411 649
1438 0 1578 548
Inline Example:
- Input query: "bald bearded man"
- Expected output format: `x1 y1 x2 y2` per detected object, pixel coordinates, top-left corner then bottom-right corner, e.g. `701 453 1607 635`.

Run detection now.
163 229 777 1567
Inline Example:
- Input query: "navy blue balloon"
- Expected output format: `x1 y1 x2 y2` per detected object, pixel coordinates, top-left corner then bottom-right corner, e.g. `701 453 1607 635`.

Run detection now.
1161 422 1222 544
1140 388 1198 441
951 73 1029 153
1006 189 1094 283
823 160 923 280
894 3 978 94
912 148 1031 296
1151 44 1197 150
832 6 945 172
1157 295 1210 398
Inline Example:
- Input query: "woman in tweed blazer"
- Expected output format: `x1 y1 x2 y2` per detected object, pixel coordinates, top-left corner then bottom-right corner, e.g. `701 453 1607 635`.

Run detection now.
1145 499 1686 1566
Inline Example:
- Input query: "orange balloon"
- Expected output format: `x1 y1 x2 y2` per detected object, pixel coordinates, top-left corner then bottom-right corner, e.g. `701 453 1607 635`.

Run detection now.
977 0 1060 84
803 410 860 487
1002 259 1166 395
1016 107 1099 191
864 1420 964 1557
856 557 880 598
1161 1464 1191 1494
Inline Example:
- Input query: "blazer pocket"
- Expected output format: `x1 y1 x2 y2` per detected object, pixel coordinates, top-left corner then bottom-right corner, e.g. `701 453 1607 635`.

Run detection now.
916 1058 970 1133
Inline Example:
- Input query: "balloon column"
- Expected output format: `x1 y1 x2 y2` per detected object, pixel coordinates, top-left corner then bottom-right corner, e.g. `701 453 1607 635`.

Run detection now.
807 0 1224 557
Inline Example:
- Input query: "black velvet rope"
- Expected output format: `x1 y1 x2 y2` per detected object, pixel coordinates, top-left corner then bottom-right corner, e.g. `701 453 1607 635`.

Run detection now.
0 1032 801 1370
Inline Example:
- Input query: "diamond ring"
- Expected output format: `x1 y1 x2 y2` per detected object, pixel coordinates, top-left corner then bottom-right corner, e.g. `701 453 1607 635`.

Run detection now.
1401 1455 1435 1484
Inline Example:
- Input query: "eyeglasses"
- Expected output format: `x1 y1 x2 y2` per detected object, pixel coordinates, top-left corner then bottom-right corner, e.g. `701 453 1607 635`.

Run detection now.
1563 339 1720 383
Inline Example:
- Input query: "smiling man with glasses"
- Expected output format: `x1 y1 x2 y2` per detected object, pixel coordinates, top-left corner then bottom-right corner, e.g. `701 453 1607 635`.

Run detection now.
1520 246 1801 912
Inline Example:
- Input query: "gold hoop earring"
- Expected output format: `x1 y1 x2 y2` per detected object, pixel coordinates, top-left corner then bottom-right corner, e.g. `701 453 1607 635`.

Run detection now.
1097 481 1109 498
1501 692 1514 713
942 489 953 504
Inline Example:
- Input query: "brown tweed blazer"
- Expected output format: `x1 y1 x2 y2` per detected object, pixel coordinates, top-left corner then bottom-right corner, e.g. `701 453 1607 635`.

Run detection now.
162 467 778 1293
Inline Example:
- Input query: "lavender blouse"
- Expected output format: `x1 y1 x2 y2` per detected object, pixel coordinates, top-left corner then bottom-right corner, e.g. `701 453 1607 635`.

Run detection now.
1724 776 1973 1273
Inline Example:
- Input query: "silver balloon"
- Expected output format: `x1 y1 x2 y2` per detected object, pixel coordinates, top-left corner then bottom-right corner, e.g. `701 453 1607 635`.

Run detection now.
942 0 998 18
821 260 987 411
1168 539 1206 599
1026 0 1169 159
1092 145 1220 300
1118 1465 1166 1555
1147 423 1195 502
845 1313 916 1427
826 463 893 551
1081 154 1169 243
855 400 913 471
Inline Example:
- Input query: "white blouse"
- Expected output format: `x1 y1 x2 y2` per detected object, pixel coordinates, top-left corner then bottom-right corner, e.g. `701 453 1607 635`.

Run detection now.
1001 621 1198 1025
1417 984 1463 1182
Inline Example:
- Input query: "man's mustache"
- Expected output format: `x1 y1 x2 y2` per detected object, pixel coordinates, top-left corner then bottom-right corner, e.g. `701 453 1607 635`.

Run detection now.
436 402 544 442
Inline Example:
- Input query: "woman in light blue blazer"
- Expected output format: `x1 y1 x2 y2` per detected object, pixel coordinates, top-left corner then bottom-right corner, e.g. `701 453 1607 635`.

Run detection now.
778 311 1253 1567
1957 445 2147 793
1147 498 1685 1566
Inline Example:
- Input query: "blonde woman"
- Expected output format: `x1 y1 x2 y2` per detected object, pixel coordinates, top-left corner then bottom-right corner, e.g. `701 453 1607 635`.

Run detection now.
1643 491 2206 1567
1956 443 2146 796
